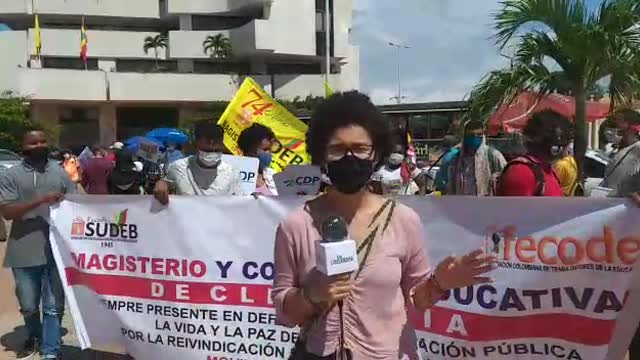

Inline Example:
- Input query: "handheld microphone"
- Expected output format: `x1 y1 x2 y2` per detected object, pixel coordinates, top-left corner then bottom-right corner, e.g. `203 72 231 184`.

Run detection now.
315 216 359 276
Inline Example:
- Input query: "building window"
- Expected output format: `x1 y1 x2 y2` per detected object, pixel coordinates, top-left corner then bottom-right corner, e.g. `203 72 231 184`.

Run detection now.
117 107 178 140
192 16 253 31
194 61 250 75
59 107 99 148
116 59 178 73
42 57 98 70
315 0 334 57
266 62 322 74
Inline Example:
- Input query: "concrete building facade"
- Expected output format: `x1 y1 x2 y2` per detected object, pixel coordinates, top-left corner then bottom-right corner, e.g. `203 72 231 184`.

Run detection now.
0 0 359 147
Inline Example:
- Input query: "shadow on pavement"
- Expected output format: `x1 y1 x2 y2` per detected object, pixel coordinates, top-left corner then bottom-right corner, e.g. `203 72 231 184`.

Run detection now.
1 326 132 360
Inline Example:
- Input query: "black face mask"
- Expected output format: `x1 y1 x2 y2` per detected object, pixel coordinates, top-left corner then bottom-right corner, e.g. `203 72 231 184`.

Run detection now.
23 146 49 163
326 155 375 194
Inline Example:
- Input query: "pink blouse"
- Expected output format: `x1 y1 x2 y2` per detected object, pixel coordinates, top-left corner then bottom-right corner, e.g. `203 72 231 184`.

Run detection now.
272 203 442 360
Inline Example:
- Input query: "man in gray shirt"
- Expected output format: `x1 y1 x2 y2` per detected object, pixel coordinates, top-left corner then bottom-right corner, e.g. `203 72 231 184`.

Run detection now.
0 129 75 360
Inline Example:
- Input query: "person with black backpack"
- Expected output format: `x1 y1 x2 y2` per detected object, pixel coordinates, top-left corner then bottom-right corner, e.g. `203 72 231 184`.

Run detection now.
498 110 572 197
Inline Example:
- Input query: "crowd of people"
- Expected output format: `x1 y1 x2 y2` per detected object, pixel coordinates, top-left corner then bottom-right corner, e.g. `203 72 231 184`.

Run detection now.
0 90 639 359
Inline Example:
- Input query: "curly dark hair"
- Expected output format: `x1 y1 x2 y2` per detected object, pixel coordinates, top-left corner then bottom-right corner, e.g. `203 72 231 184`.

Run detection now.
306 91 391 165
238 123 276 155
193 121 224 142
523 110 574 145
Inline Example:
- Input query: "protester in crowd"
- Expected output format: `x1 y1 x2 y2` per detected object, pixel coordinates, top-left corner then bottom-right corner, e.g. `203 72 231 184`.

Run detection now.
272 91 495 359
498 110 571 197
238 123 278 195
601 108 640 197
106 142 123 162
446 120 506 195
163 142 186 165
0 128 76 360
371 143 425 196
603 127 621 157
553 142 578 196
81 146 114 194
107 150 145 195
50 148 82 183
154 122 243 204
433 134 460 192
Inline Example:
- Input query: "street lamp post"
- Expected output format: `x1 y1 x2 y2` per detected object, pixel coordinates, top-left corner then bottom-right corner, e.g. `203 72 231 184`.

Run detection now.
389 42 410 104
324 0 331 86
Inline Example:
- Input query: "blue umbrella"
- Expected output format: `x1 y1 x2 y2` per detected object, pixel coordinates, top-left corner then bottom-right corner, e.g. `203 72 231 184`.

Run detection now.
124 136 163 153
145 128 189 146
0 24 11 32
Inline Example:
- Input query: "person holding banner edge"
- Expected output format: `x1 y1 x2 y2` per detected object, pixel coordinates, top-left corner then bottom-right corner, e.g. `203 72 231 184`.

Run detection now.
273 92 496 360
0 128 76 360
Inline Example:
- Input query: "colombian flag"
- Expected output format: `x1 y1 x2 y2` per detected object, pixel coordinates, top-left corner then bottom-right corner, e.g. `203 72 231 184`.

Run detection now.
34 14 41 57
80 17 88 64
115 209 128 225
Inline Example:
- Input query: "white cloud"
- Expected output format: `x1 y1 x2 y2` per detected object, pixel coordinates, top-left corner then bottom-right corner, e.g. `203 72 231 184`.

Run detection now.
352 0 506 104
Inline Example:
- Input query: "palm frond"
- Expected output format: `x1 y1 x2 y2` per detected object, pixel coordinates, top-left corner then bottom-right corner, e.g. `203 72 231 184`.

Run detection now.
466 64 555 121
494 0 587 49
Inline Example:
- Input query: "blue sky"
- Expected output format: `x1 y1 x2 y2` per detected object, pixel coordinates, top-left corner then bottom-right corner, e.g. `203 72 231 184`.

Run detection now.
352 0 604 104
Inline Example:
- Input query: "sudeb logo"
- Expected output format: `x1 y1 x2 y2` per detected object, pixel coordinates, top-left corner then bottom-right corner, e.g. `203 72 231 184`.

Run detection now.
485 225 640 266
71 209 138 243
284 176 321 187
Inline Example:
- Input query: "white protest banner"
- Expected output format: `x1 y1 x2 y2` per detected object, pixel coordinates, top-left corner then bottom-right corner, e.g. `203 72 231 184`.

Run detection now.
273 165 322 195
222 155 259 195
137 139 161 163
50 197 640 360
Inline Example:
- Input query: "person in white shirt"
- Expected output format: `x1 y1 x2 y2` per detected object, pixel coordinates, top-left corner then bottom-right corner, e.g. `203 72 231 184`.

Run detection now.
371 144 425 196
153 122 243 204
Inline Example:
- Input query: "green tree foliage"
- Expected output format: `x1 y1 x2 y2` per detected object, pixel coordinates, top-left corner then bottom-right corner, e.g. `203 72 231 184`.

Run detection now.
143 34 168 68
203 34 233 59
468 0 640 172
0 91 33 151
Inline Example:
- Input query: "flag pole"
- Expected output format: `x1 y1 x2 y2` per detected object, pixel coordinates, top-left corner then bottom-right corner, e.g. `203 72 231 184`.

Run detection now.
324 0 331 88
82 16 87 70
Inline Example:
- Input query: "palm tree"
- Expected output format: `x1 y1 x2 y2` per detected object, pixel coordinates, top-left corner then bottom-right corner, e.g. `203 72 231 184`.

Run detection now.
203 34 233 59
143 34 168 68
468 0 640 172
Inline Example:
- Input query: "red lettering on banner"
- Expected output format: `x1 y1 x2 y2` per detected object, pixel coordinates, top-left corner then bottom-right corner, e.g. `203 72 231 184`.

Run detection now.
65 268 273 307
412 306 615 346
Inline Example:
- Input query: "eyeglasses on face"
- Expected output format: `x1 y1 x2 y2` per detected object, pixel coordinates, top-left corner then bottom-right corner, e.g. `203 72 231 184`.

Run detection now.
326 144 374 161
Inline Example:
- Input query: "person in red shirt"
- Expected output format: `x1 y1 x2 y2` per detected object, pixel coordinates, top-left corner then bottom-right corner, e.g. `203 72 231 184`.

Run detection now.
81 147 114 194
499 110 573 197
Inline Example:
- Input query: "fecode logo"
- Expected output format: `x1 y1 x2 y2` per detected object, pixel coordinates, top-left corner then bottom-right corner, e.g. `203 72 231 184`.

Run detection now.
284 176 321 187
71 209 139 244
485 225 640 266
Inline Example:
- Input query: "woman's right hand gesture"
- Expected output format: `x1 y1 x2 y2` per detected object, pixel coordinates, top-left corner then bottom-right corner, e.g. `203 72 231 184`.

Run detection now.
304 269 354 306
434 249 495 290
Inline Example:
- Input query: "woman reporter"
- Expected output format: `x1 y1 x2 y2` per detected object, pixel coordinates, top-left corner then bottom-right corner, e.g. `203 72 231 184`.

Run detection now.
272 91 495 360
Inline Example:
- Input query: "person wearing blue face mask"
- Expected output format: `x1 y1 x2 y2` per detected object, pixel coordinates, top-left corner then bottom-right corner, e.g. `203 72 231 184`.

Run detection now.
446 120 506 195
238 123 279 195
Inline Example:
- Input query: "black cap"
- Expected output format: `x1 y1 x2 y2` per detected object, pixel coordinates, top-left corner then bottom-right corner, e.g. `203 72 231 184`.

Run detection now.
322 216 348 242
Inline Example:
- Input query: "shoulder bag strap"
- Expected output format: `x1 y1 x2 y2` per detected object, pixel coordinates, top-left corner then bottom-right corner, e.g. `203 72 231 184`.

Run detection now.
600 149 633 186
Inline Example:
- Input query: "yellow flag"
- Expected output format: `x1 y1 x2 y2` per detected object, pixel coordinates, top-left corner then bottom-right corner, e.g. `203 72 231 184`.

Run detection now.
34 14 41 57
217 78 310 172
324 81 334 98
